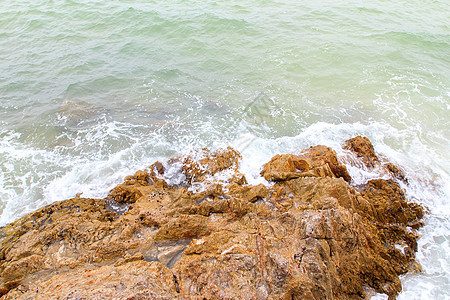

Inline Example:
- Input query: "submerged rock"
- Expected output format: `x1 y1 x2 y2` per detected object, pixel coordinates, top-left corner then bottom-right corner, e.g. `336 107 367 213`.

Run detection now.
0 137 424 299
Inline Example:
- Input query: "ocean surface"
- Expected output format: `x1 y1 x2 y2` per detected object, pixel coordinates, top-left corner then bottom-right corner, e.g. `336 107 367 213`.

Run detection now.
0 0 448 298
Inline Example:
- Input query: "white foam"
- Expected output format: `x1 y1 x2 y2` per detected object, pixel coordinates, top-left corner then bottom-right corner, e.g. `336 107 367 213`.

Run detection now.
394 243 407 255
398 213 450 299
0 130 64 225
0 122 169 226
371 294 388 300
158 160 186 187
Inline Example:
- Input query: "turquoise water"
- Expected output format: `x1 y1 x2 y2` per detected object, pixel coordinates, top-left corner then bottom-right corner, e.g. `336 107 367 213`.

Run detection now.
0 1 449 298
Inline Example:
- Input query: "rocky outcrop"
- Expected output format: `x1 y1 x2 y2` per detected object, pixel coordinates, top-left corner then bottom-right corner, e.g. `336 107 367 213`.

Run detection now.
343 136 379 168
0 137 423 299
342 136 408 184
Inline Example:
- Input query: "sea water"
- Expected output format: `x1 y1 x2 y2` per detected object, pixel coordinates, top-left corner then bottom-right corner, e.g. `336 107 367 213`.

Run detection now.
0 1 448 298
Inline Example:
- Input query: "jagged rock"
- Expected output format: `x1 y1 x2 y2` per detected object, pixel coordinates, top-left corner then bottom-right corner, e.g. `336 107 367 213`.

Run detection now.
179 147 242 184
385 163 408 183
0 138 424 300
359 179 423 225
260 154 311 181
343 136 410 184
2 261 178 300
344 136 379 169
303 145 352 182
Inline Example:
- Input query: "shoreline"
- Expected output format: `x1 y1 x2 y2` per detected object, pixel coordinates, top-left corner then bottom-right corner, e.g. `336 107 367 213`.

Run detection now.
0 136 424 299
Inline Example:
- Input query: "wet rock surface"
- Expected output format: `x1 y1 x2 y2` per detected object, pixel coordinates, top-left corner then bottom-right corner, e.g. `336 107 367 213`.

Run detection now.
0 137 424 299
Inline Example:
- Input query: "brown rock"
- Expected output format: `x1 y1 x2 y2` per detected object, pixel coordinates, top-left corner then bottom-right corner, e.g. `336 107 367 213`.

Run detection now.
342 137 411 184
344 136 379 168
108 184 143 203
0 137 424 300
359 179 424 225
229 183 270 203
180 147 242 184
385 162 408 183
1 261 178 300
154 215 211 241
303 145 352 182
261 154 312 181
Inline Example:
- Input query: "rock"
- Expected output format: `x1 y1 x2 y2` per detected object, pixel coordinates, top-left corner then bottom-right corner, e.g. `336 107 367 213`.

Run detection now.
0 137 424 300
343 136 411 184
154 215 211 241
385 162 408 183
2 261 178 300
108 184 143 203
302 145 352 182
228 183 270 203
344 136 379 168
359 179 424 226
260 154 312 181
179 147 242 184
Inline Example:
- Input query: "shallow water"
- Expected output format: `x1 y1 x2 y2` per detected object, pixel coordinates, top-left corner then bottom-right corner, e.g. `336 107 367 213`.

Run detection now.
0 1 449 298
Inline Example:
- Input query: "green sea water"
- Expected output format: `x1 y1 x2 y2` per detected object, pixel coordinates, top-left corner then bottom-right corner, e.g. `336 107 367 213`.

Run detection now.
0 1 449 298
